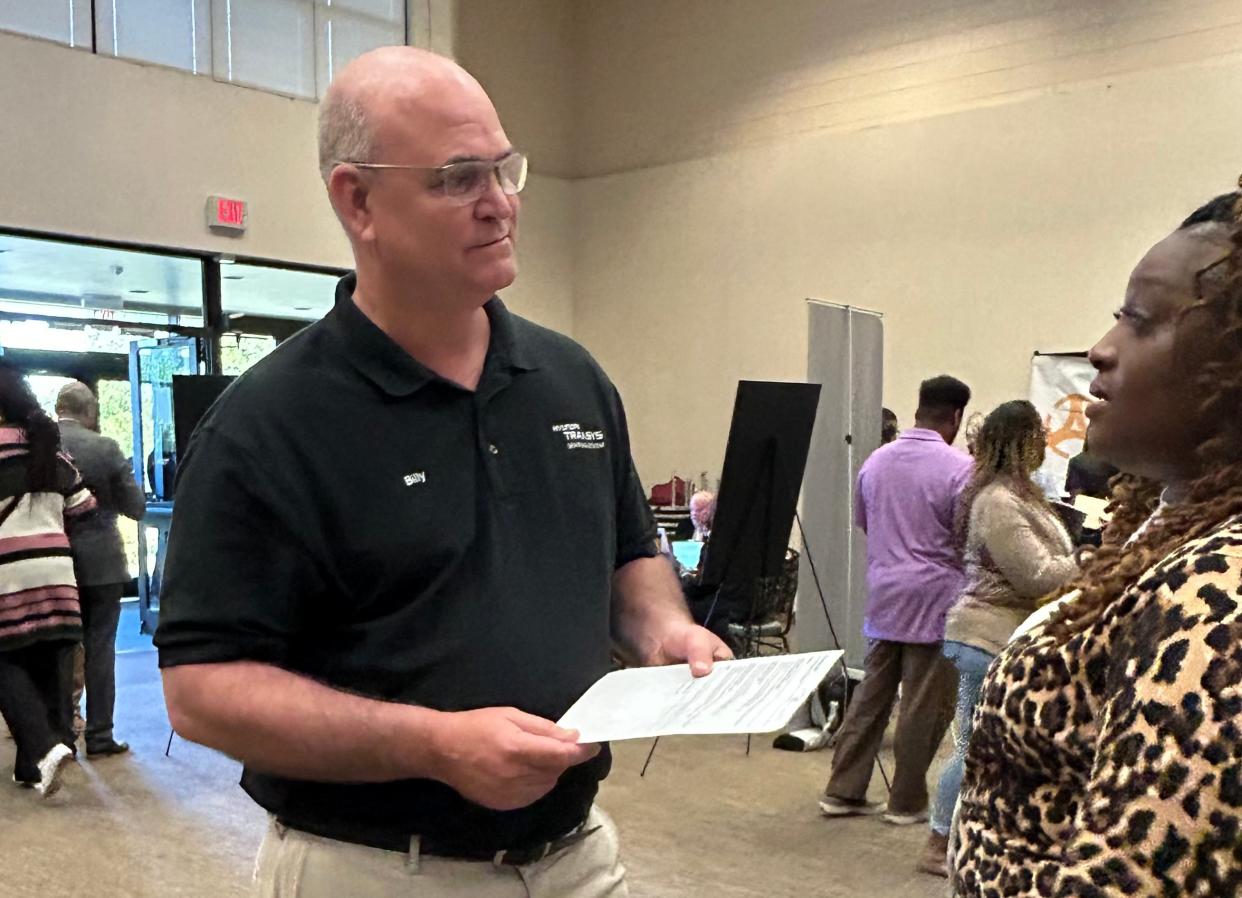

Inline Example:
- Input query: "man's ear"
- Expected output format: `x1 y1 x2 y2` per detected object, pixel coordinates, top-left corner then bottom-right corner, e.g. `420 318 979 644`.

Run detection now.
327 165 374 245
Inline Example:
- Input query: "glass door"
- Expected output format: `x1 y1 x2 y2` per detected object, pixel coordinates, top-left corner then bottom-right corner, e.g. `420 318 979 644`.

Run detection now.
220 261 339 373
129 336 199 633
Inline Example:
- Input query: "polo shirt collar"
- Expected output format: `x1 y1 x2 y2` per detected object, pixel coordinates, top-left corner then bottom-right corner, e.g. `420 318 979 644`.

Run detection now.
485 290 538 374
328 273 537 397
900 428 948 443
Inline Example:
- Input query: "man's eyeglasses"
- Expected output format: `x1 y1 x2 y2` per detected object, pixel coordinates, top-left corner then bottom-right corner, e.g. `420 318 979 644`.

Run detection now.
335 152 528 205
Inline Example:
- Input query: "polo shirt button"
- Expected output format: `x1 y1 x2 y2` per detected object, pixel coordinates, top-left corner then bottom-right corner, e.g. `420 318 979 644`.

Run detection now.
488 443 500 455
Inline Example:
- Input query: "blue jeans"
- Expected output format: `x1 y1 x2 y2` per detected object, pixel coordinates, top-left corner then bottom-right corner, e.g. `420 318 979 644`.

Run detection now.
929 641 995 835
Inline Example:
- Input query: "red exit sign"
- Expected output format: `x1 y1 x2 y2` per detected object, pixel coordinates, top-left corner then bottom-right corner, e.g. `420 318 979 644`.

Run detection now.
206 195 248 232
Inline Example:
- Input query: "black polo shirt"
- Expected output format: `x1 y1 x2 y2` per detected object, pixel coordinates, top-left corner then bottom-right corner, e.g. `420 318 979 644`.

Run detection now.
154 274 657 853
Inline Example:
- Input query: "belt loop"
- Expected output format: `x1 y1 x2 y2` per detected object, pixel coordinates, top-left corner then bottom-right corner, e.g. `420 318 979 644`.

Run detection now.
406 835 421 873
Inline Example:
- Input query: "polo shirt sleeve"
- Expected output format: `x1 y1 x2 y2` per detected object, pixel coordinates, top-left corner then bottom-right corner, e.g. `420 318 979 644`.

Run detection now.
854 469 869 533
154 425 325 669
610 386 658 568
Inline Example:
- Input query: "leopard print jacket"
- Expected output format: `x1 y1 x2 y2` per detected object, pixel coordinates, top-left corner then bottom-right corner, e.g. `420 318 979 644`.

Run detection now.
952 515 1242 897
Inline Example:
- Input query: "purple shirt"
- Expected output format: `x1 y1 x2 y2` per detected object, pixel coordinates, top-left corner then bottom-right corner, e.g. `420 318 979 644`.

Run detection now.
855 428 973 644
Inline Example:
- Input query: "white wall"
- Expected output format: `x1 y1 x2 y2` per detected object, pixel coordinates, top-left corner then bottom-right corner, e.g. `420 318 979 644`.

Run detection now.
0 6 575 332
0 31 349 267
506 174 575 335
572 0 1242 177
566 1 1242 483
456 0 575 177
574 58 1242 479
455 0 577 331
6 0 1242 473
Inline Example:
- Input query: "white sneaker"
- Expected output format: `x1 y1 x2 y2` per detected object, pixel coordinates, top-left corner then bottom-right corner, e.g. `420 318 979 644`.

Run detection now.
818 796 883 817
882 807 928 825
34 743 73 798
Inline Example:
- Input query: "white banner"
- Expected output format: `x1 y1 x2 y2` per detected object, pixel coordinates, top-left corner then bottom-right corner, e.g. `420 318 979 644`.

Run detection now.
1029 353 1094 497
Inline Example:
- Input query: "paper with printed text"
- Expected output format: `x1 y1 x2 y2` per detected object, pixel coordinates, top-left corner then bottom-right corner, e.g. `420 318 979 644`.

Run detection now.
557 651 843 743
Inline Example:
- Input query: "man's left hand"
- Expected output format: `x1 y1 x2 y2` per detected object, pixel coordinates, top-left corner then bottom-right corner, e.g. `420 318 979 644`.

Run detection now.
645 623 733 677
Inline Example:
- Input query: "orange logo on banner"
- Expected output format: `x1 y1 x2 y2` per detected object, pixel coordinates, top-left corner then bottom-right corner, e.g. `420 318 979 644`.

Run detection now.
1044 393 1091 459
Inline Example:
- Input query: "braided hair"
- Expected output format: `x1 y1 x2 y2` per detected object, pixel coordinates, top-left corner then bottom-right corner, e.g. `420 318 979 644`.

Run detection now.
955 400 1050 547
0 359 63 493
1047 185 1242 641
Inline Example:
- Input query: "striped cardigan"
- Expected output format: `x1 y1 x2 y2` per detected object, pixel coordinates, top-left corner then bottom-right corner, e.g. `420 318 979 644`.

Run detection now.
0 426 96 652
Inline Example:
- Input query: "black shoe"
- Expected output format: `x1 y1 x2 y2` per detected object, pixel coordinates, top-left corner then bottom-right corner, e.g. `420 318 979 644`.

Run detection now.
85 739 129 758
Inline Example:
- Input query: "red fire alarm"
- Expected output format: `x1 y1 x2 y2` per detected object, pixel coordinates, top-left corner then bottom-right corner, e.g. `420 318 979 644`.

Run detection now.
207 195 248 233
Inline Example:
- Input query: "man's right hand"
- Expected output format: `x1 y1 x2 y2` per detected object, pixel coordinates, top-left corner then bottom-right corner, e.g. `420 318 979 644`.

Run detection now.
426 707 600 811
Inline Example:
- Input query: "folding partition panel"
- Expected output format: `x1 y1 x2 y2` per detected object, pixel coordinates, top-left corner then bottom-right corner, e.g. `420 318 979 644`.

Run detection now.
795 300 883 672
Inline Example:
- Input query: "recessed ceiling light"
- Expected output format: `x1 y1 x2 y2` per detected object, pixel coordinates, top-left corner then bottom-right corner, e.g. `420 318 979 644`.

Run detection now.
222 275 245 280
129 289 150 294
293 305 313 311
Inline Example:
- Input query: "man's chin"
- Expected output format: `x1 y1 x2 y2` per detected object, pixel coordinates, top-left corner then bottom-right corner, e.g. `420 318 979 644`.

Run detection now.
476 264 518 296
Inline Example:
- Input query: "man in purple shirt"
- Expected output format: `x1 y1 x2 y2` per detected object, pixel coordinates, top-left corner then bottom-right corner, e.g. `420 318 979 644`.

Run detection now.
819 375 972 824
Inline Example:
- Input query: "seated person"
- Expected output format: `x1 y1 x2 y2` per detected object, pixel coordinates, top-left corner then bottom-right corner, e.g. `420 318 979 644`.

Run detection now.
678 541 748 653
668 491 741 649
688 490 714 540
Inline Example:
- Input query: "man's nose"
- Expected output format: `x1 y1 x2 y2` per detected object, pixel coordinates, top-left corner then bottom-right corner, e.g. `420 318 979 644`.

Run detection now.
475 171 515 221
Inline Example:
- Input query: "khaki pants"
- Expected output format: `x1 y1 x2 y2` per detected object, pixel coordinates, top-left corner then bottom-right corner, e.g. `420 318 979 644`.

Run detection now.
253 806 628 898
824 639 956 814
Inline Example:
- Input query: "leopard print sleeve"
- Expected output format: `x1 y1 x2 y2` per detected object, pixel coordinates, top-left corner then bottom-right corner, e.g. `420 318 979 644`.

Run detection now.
1051 533 1242 897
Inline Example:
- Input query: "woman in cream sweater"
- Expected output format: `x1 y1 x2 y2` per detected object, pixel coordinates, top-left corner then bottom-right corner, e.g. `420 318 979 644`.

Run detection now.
918 399 1078 875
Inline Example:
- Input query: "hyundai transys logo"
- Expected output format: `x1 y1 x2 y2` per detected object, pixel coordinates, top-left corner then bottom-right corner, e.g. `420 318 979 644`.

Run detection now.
551 422 606 450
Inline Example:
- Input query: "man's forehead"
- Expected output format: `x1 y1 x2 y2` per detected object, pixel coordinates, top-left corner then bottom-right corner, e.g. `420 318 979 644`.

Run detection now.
330 48 498 142
370 80 505 155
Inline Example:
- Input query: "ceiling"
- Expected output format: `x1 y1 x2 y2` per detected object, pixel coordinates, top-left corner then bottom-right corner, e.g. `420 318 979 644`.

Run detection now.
0 233 340 325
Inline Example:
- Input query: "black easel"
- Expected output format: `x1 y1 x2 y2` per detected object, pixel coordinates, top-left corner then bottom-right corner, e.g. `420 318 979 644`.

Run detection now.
640 381 819 775
638 383 891 794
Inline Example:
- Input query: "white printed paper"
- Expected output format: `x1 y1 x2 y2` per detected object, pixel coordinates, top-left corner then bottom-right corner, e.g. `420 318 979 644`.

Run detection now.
1073 494 1111 531
557 651 843 743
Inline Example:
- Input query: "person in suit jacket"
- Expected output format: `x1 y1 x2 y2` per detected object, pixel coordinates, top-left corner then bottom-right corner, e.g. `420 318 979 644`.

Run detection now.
56 382 146 758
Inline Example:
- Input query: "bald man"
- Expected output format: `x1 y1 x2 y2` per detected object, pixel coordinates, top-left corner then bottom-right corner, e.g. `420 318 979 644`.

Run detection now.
155 48 728 897
56 382 145 758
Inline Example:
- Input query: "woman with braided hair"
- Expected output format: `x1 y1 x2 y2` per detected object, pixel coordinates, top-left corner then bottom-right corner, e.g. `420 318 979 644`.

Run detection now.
952 186 1242 896
0 360 96 797
918 400 1078 876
